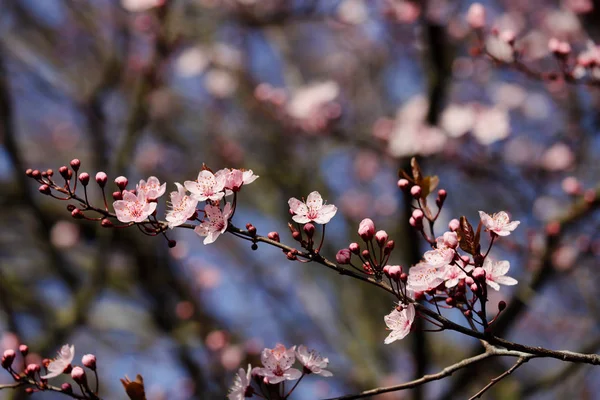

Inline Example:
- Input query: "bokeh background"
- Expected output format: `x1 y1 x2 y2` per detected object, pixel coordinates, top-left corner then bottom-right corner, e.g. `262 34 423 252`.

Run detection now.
1 0 600 398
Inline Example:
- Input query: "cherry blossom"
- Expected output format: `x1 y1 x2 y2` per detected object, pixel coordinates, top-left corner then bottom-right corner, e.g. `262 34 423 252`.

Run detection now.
165 183 198 228
443 263 473 288
407 262 446 292
113 191 157 223
121 0 163 12
384 303 415 344
136 176 166 201
423 247 455 266
482 259 518 291
194 203 233 245
228 364 253 400
215 168 259 194
41 344 75 379
254 344 302 384
288 191 337 224
479 211 520 236
185 170 226 202
295 345 333 377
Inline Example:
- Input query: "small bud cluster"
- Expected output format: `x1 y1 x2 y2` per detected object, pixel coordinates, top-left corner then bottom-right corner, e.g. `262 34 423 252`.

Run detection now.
227 344 332 400
1 343 100 399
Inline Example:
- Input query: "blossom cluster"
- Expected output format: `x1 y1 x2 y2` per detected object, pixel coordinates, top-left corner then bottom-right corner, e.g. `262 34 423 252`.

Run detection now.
228 344 332 400
1 344 100 398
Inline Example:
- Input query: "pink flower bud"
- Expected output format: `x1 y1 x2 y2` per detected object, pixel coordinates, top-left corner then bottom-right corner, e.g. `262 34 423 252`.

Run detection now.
443 231 458 249
71 366 86 384
472 267 486 280
112 191 123 201
409 217 416 227
461 255 470 264
71 209 84 219
78 172 90 186
61 383 73 393
448 218 460 231
400 272 408 283
1 349 15 368
19 344 28 356
336 249 352 264
466 3 486 29
25 168 33 177
46 169 54 177
95 172 108 188
470 283 479 292
397 179 410 190
412 209 424 221
59 166 69 179
375 230 388 246
26 363 40 376
39 184 51 195
31 170 41 179
383 265 392 277
410 185 422 198
82 354 96 370
388 265 402 281
384 240 395 254
303 223 315 238
114 176 128 190
361 249 370 259
70 159 81 171
561 177 581 195
358 218 376 241
101 218 113 228
349 242 360 254
268 232 280 242
465 276 474 285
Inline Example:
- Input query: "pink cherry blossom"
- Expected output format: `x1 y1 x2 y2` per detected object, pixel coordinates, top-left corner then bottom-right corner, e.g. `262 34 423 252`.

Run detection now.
443 263 473 288
215 168 259 194
384 303 415 344
406 262 446 292
194 203 232 245
228 364 253 400
185 170 226 202
113 191 157 223
136 176 166 201
295 345 333 377
165 183 198 228
41 344 75 379
254 344 302 384
288 191 337 224
423 247 455 266
479 211 520 236
482 259 518 291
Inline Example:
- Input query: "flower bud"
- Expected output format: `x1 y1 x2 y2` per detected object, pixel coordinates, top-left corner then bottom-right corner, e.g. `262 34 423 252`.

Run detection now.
336 249 352 264
383 265 391 277
95 172 108 188
349 242 360 254
246 223 257 237
448 218 460 232
358 218 375 241
82 354 96 370
19 344 29 356
384 240 395 255
59 166 70 179
465 276 474 286
268 231 280 242
25 168 33 177
388 265 402 281
470 283 479 293
1 349 15 368
31 170 41 179
436 189 447 207
71 366 86 384
466 3 486 29
410 185 422 198
498 300 507 311
26 363 40 376
39 184 51 195
112 191 123 201
361 249 370 259
71 209 84 219
445 297 455 306
114 176 128 190
286 251 297 260
397 179 410 191
292 231 302 242
61 383 73 393
303 223 315 238
400 272 408 283
78 172 90 186
70 159 81 171
375 230 388 246
100 218 112 228
443 231 458 249
472 267 486 281
168 240 177 248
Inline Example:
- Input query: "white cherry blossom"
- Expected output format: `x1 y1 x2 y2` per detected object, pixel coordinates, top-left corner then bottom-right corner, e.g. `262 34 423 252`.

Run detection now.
165 183 198 228
113 191 157 223
194 203 232 245
479 211 520 236
384 303 415 344
228 364 252 400
136 176 166 201
185 170 226 202
407 262 446 292
254 344 302 384
41 344 75 379
295 345 333 377
288 191 337 224
482 259 518 291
